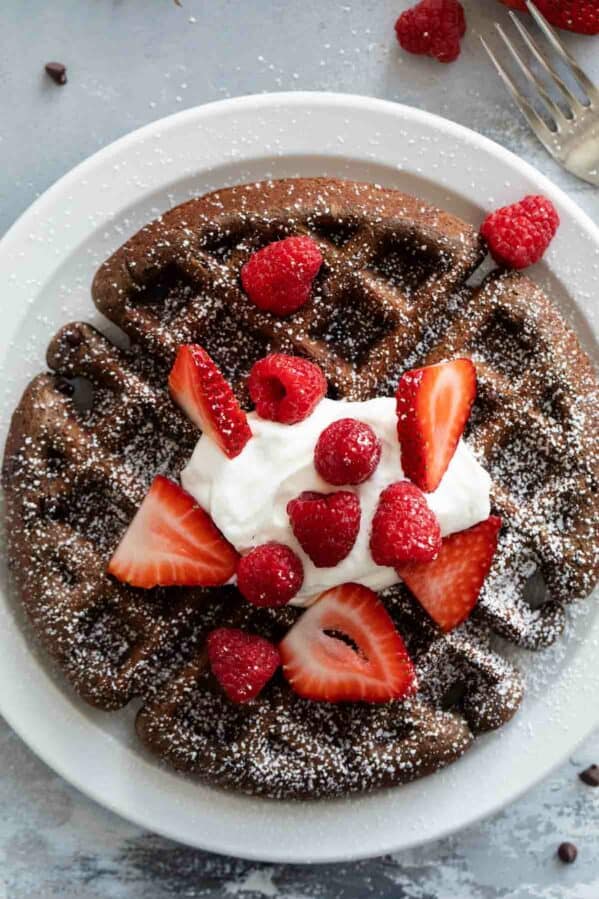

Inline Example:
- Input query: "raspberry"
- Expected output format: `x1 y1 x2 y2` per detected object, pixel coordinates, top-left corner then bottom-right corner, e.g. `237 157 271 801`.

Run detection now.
248 354 327 425
287 491 361 568
237 542 304 607
499 1 599 36
207 627 281 704
241 235 323 316
370 481 442 567
315 418 382 486
395 0 466 64
480 195 560 270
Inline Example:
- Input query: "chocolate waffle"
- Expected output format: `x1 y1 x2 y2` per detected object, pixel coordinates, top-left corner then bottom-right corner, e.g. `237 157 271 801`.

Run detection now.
3 178 598 799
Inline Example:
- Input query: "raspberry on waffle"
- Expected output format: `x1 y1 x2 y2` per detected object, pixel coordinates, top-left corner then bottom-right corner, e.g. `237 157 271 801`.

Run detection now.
3 178 597 799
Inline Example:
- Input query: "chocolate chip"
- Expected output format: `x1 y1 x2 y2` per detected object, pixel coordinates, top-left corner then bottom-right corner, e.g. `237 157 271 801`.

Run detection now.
579 764 599 787
55 378 74 397
45 62 67 86
557 842 577 864
40 497 60 521
64 329 82 348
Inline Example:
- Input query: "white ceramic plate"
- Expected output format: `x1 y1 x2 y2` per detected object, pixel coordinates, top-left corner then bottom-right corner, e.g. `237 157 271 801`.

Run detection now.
0 93 597 864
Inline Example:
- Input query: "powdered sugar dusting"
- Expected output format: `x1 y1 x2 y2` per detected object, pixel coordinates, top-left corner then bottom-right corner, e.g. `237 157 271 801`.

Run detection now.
2 177 597 799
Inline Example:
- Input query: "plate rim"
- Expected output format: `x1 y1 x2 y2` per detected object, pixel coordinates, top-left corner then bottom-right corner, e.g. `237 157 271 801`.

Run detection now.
0 91 598 864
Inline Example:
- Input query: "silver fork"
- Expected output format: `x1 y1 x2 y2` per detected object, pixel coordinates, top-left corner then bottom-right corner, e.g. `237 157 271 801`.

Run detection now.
481 0 599 185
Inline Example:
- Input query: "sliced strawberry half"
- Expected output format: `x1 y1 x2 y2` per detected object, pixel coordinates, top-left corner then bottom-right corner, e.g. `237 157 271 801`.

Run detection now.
279 583 417 703
396 358 476 493
169 344 252 459
108 475 239 588
397 515 502 632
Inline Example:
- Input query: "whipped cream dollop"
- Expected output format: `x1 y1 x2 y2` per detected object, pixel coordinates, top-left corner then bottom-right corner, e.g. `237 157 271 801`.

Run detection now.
181 397 491 607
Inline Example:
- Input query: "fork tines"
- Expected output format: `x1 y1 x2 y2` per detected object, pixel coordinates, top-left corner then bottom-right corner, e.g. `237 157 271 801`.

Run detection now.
481 1 598 149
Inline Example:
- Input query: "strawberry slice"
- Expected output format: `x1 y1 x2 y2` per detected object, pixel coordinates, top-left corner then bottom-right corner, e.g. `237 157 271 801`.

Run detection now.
169 344 252 459
396 358 476 493
108 475 239 588
397 515 502 632
279 583 417 703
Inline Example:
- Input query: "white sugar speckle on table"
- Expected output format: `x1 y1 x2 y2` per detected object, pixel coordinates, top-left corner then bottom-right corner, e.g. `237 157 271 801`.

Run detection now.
1 0 598 896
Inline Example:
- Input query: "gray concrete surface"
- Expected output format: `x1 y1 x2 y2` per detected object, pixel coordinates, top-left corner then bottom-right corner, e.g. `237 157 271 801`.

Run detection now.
1 1 598 896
